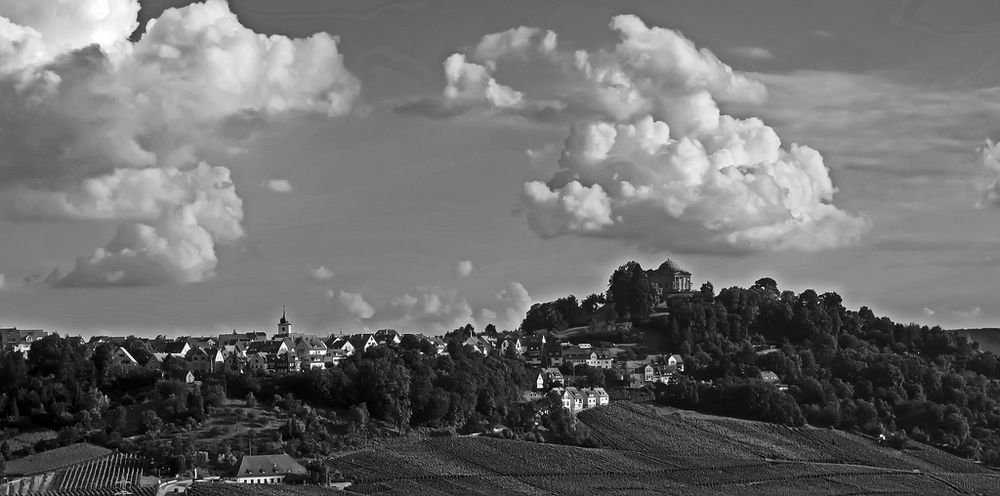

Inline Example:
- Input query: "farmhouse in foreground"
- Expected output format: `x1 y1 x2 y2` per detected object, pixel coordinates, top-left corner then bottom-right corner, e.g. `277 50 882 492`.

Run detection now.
234 453 308 484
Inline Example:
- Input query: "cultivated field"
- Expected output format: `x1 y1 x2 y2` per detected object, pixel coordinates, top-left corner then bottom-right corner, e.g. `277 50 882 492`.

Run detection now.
317 402 999 495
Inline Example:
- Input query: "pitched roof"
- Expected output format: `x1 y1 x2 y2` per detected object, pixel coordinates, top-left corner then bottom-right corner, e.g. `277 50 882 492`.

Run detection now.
115 346 138 364
236 453 307 477
348 333 375 349
760 371 780 382
247 341 285 355
161 341 189 354
218 331 267 345
295 335 327 349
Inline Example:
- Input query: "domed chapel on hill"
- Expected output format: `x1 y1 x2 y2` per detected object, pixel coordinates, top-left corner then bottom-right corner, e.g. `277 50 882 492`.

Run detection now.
646 259 692 295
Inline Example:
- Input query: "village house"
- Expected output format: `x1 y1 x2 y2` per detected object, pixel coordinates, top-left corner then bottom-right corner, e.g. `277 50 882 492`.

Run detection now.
523 335 546 366
759 370 788 391
235 453 308 484
326 336 356 356
648 353 685 372
246 340 289 356
0 328 47 357
169 369 196 385
549 386 608 413
186 347 225 373
225 352 248 374
462 335 494 355
271 353 299 374
185 336 217 350
563 345 614 369
348 333 378 354
247 352 270 374
534 367 564 390
553 387 585 413
374 329 402 346
217 330 267 348
499 337 523 356
628 363 678 387
429 336 447 355
144 354 163 372
323 349 350 367
157 341 191 359
110 346 138 368
580 387 610 408
293 335 328 369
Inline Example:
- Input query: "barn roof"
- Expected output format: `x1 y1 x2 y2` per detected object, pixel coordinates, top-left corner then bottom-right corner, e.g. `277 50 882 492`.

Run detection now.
236 453 307 477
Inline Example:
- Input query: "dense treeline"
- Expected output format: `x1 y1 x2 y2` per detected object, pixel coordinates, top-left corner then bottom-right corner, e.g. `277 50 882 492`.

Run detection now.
0 334 540 472
596 265 1000 464
237 342 531 430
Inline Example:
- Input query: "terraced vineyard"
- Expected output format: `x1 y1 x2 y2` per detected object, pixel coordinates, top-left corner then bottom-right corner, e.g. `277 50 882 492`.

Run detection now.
321 402 999 495
0 451 146 496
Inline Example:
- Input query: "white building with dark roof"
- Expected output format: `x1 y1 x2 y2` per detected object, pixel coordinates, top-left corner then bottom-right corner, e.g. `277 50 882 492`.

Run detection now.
235 453 307 484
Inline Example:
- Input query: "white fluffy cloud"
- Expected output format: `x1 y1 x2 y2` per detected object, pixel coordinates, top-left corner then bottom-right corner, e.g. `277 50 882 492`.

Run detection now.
407 15 868 253
264 179 293 193
0 0 360 286
978 139 1000 208
337 290 375 320
309 265 335 282
454 260 474 278
0 0 139 72
51 163 244 286
329 281 532 333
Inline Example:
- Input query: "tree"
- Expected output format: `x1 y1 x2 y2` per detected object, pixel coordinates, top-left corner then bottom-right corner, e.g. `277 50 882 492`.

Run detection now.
700 281 715 300
581 293 606 315
608 261 656 319
751 277 779 300
141 410 163 436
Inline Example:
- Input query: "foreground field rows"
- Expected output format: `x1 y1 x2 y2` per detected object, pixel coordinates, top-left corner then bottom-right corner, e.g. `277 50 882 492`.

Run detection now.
320 402 1000 495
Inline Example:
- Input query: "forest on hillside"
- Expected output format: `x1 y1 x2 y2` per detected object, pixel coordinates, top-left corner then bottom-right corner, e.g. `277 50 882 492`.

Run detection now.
524 261 1000 465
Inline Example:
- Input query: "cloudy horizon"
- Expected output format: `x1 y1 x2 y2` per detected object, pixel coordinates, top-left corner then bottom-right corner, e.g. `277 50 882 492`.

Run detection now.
1 0 999 337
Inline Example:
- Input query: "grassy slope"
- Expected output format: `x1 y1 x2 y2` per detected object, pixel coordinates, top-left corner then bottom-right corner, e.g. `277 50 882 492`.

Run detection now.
185 401 999 495
314 402 996 495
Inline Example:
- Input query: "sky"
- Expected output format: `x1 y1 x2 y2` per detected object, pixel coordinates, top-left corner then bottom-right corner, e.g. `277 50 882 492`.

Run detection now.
1 0 1000 337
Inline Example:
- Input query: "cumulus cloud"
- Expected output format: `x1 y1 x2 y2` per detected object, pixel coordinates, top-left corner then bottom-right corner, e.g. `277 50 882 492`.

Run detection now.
52 163 244 287
454 260 474 278
978 139 1000 208
337 290 374 320
309 265 335 282
410 15 868 252
0 273 4 290
328 281 532 333
0 0 139 73
264 179 293 193
954 306 983 321
491 281 532 329
923 307 935 317
0 0 360 286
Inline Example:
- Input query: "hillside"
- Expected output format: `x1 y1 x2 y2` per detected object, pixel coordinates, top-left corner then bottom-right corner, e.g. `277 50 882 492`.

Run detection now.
246 402 996 495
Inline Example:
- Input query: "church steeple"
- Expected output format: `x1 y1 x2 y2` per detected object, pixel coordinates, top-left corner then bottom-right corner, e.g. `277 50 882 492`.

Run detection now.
278 305 290 335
